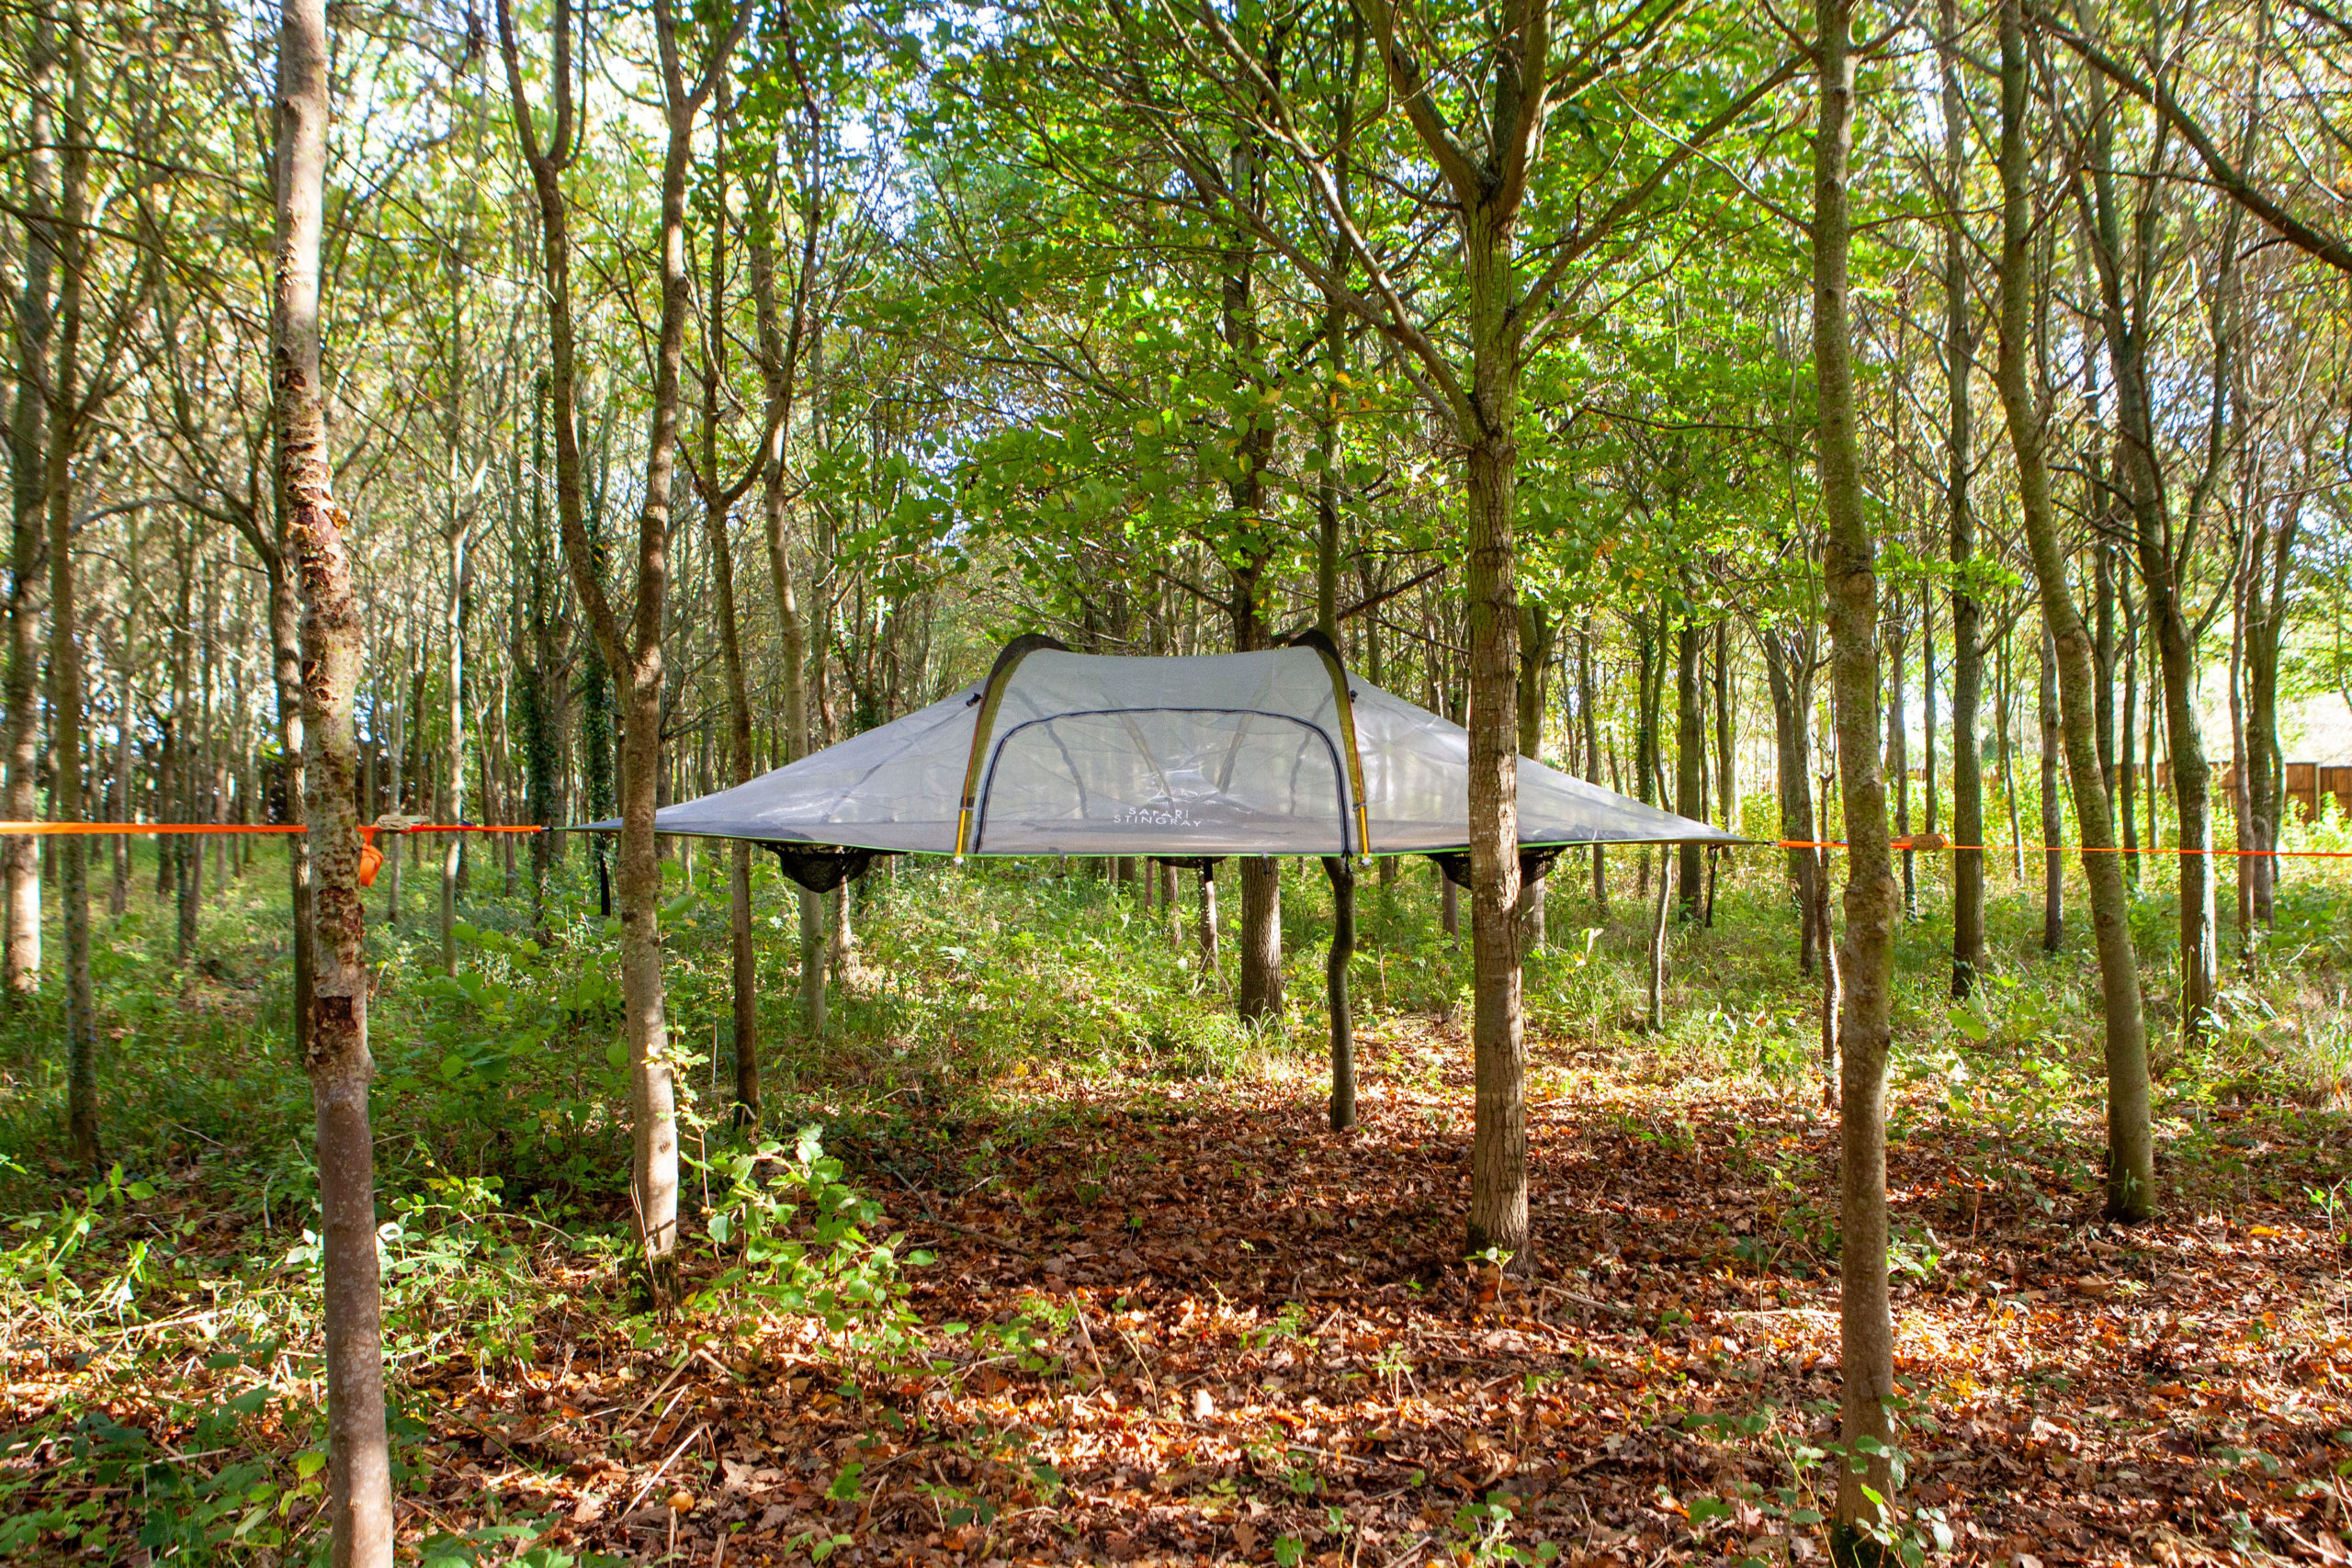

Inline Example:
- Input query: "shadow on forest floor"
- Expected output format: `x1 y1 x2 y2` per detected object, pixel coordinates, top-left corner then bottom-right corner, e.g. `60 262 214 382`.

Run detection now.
382 1022 2352 1565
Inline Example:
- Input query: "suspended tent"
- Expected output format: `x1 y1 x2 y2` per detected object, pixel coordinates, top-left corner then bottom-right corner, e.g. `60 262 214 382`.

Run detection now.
615 632 1736 1126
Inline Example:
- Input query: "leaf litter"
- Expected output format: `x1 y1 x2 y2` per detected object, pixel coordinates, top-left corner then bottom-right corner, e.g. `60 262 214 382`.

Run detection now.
10 1005 2347 1567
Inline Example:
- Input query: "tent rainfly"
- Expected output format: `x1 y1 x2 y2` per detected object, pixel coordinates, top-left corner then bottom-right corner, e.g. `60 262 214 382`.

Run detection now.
612 632 1737 1130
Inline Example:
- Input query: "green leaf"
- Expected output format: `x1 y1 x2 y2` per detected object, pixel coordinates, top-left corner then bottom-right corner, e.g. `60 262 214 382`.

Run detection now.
827 1461 864 1501
1686 1496 1733 1524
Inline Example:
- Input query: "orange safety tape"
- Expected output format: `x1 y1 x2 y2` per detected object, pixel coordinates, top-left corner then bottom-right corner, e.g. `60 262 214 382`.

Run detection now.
1774 839 2352 859
0 821 546 836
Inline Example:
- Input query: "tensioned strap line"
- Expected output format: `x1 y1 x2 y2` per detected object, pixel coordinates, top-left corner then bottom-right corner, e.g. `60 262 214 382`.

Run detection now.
1776 837 2352 859
0 821 547 835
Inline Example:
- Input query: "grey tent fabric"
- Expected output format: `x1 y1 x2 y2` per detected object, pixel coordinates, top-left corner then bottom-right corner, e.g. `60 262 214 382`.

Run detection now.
630 644 1736 858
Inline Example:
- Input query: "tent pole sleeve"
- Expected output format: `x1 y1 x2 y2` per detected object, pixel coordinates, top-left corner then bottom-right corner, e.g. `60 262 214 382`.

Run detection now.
951 633 1069 861
1322 855 1357 1131
1288 629 1373 858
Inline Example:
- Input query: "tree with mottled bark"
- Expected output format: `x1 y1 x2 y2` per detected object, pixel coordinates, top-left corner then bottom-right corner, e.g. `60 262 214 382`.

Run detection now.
274 0 393 1558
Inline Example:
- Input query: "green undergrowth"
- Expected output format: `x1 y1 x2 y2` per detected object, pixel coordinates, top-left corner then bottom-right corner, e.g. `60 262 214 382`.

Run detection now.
0 836 2346 1562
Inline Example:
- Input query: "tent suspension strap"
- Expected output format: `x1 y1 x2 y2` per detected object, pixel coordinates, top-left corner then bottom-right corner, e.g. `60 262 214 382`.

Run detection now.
0 821 545 836
1778 837 2352 859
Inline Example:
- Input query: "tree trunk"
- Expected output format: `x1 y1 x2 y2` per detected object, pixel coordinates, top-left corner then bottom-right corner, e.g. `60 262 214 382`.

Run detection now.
1886 593 1910 916
1580 624 1606 912
699 96 758 1122
745 105 825 1034
46 45 94 1168
2119 576 2139 881
1518 601 1555 948
1197 863 1218 975
1815 0 1900 1540
1238 858 1283 1023
1763 631 1817 974
1459 198 1526 1269
2229 547 2252 950
1322 857 1355 1131
2245 492 2293 928
3 13 56 997
1942 6 1986 990
496 0 749 1289
1996 0 2154 1223
275 0 394 1553
2039 623 2064 952
108 508 138 919
1646 845 1674 1033
2075 35 2220 1043
1675 599 1704 919
1713 619 1736 831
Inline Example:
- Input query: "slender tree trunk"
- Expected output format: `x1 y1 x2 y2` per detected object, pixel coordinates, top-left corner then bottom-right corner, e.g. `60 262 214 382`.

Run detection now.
1646 846 1674 1032
1675 598 1704 919
1815 1 1899 1540
1197 863 1218 975
108 510 137 919
2245 496 2293 928
46 47 94 1168
2075 39 2220 1043
1998 634 2024 879
1321 857 1355 1131
497 0 748 1289
2230 547 2252 951
1887 597 1911 915
1713 620 1736 831
1518 600 1554 948
2120 579 2140 881
2040 623 2064 952
276 0 393 1554
1942 0 1985 988
699 95 758 1121
1763 633 1818 973
1996 0 2154 1222
745 144 826 1034
441 522 467 977
1580 625 1607 912
3 14 56 994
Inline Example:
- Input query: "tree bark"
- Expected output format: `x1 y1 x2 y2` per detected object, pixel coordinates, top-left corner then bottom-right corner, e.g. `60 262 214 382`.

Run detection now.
1321 857 1355 1131
496 0 751 1289
4 11 56 996
2039 623 2064 952
275 0 394 1554
1518 600 1555 948
1580 623 1607 912
1675 595 1704 919
1814 0 1899 1542
1461 209 1525 1268
108 508 138 918
1763 629 1818 973
46 37 94 1168
2073 25 2221 1043
1996 0 2154 1223
699 87 758 1121
1945 46 1987 992
745 124 825 1033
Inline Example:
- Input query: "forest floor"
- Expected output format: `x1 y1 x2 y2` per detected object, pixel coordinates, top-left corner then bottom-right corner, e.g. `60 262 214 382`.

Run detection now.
3 851 2351 1567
